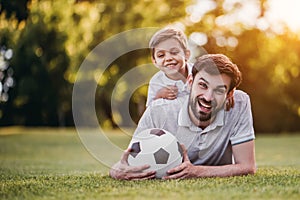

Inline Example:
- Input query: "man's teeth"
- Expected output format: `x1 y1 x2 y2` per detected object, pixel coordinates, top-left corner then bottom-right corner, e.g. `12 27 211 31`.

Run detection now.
199 101 212 108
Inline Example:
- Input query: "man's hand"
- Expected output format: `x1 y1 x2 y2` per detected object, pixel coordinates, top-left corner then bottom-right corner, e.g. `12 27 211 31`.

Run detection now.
163 141 256 179
109 148 156 180
163 144 198 179
155 85 178 100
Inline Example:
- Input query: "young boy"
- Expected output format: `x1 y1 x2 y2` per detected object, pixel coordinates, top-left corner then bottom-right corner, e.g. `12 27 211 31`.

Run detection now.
146 27 192 106
146 27 234 109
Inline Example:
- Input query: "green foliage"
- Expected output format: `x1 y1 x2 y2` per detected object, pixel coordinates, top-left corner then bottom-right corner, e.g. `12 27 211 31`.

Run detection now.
0 0 30 21
185 1 300 132
0 128 299 199
1 5 71 126
0 0 190 128
0 0 299 132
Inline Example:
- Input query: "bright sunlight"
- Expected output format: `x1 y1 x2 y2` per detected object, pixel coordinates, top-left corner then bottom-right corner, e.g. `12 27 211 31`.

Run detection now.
266 0 300 33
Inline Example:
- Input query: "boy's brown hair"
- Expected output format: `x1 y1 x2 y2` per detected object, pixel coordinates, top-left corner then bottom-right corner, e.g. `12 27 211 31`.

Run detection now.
149 27 188 59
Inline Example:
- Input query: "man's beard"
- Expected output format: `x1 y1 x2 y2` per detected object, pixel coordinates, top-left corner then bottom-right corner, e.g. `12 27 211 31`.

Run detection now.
189 95 223 123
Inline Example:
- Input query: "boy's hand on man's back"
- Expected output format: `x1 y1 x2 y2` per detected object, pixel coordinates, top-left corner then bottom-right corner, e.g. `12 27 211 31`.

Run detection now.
155 85 178 100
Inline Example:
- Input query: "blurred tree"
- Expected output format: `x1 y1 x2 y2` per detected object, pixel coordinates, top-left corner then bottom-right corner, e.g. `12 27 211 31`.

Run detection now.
0 0 191 127
62 0 191 128
0 1 71 126
0 0 31 21
0 0 299 132
185 0 300 133
5 11 70 126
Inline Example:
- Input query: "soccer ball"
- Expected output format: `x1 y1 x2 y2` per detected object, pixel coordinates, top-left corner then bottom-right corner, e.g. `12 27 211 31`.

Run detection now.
127 128 183 178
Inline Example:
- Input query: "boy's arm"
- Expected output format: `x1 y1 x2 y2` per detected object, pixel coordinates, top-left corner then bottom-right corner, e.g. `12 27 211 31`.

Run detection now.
154 85 178 100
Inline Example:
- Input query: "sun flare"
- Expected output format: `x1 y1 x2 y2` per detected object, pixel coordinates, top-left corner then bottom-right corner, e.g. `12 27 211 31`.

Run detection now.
266 0 300 33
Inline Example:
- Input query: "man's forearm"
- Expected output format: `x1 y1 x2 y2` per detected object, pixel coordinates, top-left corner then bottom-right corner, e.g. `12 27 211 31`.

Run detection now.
193 163 256 178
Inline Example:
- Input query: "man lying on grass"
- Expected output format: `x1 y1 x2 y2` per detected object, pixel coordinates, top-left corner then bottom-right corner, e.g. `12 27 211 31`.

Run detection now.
110 54 256 180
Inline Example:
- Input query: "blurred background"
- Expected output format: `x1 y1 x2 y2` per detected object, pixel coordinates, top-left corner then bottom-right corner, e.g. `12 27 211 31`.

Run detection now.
0 0 299 133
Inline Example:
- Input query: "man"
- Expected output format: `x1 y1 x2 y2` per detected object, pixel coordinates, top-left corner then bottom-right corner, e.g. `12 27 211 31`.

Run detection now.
110 54 256 180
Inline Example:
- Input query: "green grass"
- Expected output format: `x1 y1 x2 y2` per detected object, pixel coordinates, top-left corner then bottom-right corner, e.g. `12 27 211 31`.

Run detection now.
0 127 299 200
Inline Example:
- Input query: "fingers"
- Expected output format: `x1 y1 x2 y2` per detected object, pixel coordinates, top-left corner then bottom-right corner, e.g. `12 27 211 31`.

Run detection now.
120 164 156 180
127 170 156 180
120 148 131 164
163 144 190 180
167 85 178 91
163 163 187 180
165 85 178 99
124 164 151 173
165 144 186 174
225 98 233 111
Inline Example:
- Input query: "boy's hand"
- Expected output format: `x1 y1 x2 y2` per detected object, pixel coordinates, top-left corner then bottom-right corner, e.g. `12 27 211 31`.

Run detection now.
155 85 178 100
225 95 235 111
225 88 235 111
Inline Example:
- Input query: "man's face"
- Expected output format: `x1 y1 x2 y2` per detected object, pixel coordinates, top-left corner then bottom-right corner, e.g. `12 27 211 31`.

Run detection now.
152 38 189 78
188 70 232 126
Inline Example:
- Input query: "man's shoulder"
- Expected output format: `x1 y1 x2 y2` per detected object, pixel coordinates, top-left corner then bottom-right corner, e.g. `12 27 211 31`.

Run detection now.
228 90 251 115
233 90 250 102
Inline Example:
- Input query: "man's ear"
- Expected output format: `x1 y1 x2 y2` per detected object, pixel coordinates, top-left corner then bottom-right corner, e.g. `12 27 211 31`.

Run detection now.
187 74 193 90
226 88 235 100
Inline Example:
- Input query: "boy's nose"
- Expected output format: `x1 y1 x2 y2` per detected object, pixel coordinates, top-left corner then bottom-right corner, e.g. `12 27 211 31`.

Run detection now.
165 52 173 61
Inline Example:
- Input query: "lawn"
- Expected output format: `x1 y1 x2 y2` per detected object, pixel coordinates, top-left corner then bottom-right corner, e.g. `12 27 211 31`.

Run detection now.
0 127 299 199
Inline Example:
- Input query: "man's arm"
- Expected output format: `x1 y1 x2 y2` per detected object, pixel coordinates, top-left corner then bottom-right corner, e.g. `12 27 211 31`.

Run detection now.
163 141 256 179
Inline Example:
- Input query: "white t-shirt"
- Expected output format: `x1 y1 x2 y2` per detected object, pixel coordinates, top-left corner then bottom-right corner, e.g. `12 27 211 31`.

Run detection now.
133 90 255 166
146 63 193 107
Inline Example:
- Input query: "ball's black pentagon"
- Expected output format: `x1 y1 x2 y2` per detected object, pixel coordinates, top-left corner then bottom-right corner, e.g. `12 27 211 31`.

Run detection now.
130 142 141 158
177 142 183 157
153 148 169 164
150 129 166 136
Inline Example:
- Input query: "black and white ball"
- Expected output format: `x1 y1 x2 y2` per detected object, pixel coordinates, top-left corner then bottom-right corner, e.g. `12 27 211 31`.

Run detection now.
128 128 183 178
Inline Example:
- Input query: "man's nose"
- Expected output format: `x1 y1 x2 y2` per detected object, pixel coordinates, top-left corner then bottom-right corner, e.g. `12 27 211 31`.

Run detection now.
203 89 214 101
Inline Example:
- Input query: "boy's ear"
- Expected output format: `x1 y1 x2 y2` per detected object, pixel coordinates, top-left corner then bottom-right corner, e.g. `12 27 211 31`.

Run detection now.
151 56 156 64
185 50 191 61
187 74 193 90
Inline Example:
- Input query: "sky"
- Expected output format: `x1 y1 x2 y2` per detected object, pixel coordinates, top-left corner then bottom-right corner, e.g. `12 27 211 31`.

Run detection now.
187 0 300 34
265 0 300 33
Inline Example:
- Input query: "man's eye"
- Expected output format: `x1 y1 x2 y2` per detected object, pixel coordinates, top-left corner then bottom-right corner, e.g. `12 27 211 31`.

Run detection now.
199 82 207 89
157 54 164 58
215 89 226 95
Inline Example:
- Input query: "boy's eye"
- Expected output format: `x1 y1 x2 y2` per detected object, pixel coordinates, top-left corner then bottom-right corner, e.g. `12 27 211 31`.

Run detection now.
156 53 164 58
170 50 179 55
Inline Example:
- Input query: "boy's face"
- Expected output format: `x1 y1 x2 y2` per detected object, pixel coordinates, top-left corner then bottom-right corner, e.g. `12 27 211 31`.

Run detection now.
152 38 190 78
